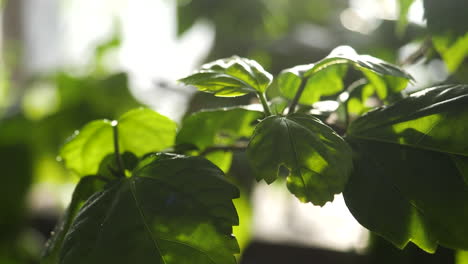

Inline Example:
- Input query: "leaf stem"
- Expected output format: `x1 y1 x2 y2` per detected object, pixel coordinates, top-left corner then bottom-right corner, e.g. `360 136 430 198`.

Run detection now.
111 120 125 178
257 92 272 116
287 77 307 115
200 142 248 156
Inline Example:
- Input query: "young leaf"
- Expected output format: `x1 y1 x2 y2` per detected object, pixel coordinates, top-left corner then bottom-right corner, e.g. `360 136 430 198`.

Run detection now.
41 176 106 264
176 106 263 151
344 139 468 253
179 56 273 96
396 0 415 36
278 46 412 105
432 32 468 73
58 154 240 264
345 84 468 252
279 64 347 105
247 114 353 206
60 108 177 176
348 84 468 156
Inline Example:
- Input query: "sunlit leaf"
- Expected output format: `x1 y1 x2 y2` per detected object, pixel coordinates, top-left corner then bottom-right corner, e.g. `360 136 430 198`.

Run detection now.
179 56 273 96
59 154 240 264
344 139 468 253
432 32 468 73
348 84 468 156
41 176 105 264
396 0 415 36
278 46 412 105
247 114 353 205
176 106 263 151
344 84 468 252
279 64 347 105
60 108 177 176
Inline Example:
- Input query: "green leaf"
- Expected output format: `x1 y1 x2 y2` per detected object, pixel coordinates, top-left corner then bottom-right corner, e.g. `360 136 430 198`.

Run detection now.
204 151 233 173
278 46 412 105
424 0 468 36
60 108 177 176
348 84 468 156
176 106 263 151
179 56 273 96
97 152 139 179
345 84 468 252
344 139 468 253
41 176 105 264
456 250 468 264
396 0 415 36
433 32 468 73
58 154 240 264
247 114 353 205
279 64 347 105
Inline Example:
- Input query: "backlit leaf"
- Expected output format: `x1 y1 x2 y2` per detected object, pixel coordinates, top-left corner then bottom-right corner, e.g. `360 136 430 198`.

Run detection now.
179 56 273 96
59 154 239 264
247 114 353 205
432 32 468 73
349 84 468 156
60 108 177 176
344 139 468 252
344 84 468 252
41 176 105 264
278 46 412 105
176 106 263 151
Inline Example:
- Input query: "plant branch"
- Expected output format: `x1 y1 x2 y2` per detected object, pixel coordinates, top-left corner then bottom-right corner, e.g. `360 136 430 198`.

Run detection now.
287 77 307 115
111 120 125 178
257 92 272 116
200 142 248 156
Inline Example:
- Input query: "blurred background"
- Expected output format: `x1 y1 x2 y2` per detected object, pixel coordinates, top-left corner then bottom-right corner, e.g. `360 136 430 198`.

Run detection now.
1 0 468 263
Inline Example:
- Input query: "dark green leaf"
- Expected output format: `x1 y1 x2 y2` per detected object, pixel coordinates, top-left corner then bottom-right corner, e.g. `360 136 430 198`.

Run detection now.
345 84 468 252
60 108 177 176
247 114 353 205
344 139 468 252
176 106 263 151
41 176 105 264
349 84 468 156
424 0 468 36
179 56 273 96
59 154 240 264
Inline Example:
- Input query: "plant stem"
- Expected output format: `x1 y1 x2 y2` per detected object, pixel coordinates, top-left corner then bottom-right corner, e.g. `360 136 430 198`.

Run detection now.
200 142 248 156
111 120 125 178
257 92 272 116
287 77 307 115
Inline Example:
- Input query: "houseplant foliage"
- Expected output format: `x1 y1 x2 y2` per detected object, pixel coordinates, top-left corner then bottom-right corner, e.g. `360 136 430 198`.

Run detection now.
42 45 468 263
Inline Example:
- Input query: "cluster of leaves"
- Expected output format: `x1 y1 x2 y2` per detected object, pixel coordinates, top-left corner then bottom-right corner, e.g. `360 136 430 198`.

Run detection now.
43 42 468 263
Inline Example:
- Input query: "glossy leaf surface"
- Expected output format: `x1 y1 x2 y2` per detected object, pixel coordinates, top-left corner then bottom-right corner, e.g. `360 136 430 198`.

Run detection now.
179 56 273 96
59 154 240 264
60 108 177 176
176 106 263 151
278 46 412 105
247 114 353 205
349 84 468 156
344 139 468 252
345 84 468 252
42 176 105 264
